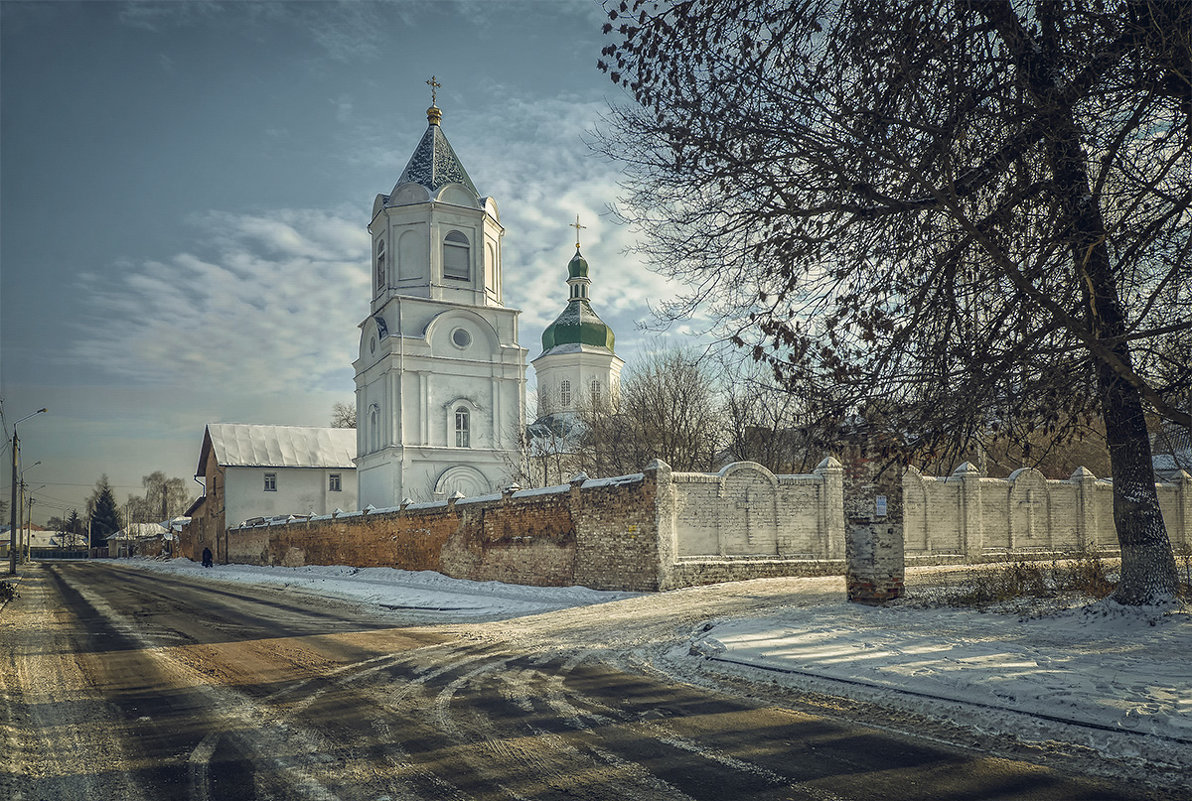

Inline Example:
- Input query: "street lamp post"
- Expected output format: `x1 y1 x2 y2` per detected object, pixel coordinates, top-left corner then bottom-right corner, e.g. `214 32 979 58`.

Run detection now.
8 408 46 575
23 487 45 564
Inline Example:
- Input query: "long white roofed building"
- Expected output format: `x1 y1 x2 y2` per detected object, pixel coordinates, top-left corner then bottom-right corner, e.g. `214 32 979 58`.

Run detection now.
187 423 358 563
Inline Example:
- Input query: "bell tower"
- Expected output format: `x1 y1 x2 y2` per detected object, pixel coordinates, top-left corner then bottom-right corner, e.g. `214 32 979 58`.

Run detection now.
353 80 527 507
367 82 505 311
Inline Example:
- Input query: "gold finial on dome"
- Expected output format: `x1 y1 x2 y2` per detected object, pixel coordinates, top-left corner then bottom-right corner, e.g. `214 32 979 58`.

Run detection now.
426 75 442 125
570 214 587 249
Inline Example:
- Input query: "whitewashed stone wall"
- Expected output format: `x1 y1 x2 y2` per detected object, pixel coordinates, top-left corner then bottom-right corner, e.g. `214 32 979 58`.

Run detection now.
662 459 846 560
903 463 1192 558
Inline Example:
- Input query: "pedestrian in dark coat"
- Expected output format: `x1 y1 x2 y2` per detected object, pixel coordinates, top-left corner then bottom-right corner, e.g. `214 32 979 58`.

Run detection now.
201 547 213 568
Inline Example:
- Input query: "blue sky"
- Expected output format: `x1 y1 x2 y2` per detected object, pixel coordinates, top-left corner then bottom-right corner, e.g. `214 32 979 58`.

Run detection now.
1 0 697 522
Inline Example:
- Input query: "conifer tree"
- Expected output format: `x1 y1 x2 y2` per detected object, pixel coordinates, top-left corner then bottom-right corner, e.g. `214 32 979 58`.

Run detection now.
88 476 122 548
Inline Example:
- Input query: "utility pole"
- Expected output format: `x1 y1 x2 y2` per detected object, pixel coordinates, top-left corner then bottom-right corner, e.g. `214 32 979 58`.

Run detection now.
8 408 47 575
17 481 25 564
8 431 17 574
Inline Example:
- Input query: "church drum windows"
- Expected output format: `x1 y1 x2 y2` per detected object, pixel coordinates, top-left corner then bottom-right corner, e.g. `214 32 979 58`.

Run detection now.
455 406 471 448
559 379 572 408
443 230 470 281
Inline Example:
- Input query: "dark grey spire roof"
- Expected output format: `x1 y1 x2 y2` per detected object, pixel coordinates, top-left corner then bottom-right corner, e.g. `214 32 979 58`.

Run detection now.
394 110 479 197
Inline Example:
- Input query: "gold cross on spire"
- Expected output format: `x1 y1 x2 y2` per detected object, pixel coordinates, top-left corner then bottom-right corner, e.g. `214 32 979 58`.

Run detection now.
570 215 587 249
426 75 441 106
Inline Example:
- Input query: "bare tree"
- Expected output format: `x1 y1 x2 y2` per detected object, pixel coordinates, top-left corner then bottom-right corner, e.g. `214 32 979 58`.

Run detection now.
718 356 820 474
331 401 357 429
124 471 194 524
578 349 726 475
597 0 1190 603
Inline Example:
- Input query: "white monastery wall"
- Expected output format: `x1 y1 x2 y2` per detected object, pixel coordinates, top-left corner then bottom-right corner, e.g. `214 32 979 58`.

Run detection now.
903 464 1192 558
666 459 845 560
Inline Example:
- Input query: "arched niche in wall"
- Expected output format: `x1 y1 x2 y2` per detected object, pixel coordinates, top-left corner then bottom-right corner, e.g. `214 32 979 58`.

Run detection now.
434 464 491 498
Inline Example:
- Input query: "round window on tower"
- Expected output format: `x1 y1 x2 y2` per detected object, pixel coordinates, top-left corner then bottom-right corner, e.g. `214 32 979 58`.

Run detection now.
370 336 377 354
451 327 472 349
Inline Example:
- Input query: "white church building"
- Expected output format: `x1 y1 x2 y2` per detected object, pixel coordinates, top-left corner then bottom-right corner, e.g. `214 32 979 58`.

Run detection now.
353 95 623 508
353 99 526 506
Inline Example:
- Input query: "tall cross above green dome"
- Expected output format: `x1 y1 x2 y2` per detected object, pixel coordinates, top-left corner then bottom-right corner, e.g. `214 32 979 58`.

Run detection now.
539 232 615 355
570 215 586 249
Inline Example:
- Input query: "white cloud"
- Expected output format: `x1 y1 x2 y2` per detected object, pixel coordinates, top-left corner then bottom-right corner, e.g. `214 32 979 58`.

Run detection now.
117 1 222 32
70 90 712 406
74 208 369 396
443 89 711 364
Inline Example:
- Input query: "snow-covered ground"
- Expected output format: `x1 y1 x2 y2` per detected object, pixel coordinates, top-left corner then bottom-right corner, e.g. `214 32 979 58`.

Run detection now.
114 558 1192 782
117 558 640 620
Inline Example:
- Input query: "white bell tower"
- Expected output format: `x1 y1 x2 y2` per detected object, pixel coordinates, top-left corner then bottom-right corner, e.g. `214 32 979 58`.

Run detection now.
353 80 527 506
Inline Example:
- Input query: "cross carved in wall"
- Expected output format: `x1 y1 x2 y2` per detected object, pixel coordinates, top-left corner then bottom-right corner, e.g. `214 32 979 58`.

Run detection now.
1021 488 1039 539
736 487 753 543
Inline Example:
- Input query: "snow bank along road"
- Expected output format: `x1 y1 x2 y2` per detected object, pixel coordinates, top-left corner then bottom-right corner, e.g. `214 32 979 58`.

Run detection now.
0 562 1178 800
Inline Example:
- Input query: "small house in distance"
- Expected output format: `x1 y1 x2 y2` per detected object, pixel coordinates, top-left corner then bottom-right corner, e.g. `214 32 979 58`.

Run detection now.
185 424 357 563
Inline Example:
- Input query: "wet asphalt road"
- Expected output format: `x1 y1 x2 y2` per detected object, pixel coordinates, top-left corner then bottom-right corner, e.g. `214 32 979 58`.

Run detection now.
0 562 1171 800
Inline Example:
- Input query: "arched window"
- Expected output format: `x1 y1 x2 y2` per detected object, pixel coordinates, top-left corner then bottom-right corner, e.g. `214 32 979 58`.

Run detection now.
560 379 572 408
454 406 470 448
375 240 386 292
443 231 470 281
369 403 381 452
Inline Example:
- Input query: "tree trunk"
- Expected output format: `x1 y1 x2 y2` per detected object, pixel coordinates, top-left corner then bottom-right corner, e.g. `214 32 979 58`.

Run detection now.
1051 124 1179 604
1098 357 1179 604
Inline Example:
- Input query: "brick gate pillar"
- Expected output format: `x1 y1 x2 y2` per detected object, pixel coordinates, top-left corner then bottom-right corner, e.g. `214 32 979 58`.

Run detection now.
842 453 905 603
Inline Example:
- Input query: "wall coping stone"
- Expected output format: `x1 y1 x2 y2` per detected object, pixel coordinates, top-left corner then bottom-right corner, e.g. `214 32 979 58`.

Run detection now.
511 484 570 498
454 492 503 506
582 473 644 488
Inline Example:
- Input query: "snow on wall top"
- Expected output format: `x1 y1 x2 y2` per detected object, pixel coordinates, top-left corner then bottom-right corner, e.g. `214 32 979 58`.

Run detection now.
207 423 357 470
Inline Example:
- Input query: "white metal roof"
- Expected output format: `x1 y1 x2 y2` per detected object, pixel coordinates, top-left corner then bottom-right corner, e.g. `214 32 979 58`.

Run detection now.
206 424 357 470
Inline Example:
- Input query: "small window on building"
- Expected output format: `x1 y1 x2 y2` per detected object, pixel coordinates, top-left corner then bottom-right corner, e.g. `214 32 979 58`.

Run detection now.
376 239 386 292
329 473 342 492
443 231 470 281
455 406 470 448
590 380 601 405
560 379 572 408
264 473 277 492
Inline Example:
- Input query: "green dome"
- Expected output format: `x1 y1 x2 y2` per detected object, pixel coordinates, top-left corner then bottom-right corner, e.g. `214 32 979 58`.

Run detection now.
540 299 615 353
568 250 589 279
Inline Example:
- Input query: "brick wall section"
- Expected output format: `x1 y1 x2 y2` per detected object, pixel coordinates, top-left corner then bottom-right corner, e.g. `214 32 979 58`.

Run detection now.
441 491 577 586
218 489 579 586
573 467 661 591
179 450 225 563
